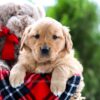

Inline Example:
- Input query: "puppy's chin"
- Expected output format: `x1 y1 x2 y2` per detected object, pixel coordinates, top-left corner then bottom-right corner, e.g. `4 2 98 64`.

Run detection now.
33 55 57 63
36 58 49 63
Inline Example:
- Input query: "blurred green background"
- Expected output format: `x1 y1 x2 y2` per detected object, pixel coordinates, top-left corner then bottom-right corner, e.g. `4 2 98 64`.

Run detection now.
46 0 100 100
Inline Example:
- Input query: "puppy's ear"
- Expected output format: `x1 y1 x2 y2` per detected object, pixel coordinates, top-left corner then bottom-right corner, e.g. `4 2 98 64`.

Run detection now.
20 25 32 50
62 26 73 52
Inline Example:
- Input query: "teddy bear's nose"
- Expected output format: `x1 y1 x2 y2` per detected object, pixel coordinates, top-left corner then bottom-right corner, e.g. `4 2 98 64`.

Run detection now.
40 45 50 56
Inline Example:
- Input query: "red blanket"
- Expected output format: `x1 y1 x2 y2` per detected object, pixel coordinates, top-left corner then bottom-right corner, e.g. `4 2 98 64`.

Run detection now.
0 69 80 100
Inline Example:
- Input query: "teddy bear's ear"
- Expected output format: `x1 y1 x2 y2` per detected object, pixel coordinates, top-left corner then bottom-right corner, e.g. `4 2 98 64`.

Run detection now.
62 26 73 52
32 5 45 20
20 25 32 50
36 5 45 18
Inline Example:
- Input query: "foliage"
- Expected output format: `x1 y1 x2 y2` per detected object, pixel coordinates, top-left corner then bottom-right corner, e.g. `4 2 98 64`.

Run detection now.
47 0 100 100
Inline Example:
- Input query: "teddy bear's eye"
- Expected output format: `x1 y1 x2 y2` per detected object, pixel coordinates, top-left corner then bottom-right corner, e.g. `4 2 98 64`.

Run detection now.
52 35 58 40
33 34 40 39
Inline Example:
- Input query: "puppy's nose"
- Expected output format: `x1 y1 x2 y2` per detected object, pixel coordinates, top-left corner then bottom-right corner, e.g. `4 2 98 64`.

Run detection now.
40 45 50 55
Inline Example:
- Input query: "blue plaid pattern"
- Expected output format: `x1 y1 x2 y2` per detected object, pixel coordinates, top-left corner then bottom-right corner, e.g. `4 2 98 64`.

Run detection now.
0 70 29 100
60 75 80 100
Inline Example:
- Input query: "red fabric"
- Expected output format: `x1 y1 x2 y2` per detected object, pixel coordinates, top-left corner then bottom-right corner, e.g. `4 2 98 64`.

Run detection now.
23 73 59 100
0 95 3 100
0 69 80 100
0 70 59 100
0 26 19 60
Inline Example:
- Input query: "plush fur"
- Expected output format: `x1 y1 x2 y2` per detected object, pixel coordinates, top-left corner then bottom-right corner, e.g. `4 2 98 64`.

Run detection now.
0 3 45 68
0 3 45 37
9 17 85 99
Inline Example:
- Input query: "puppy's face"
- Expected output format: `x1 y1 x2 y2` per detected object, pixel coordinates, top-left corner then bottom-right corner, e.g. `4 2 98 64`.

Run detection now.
21 18 72 63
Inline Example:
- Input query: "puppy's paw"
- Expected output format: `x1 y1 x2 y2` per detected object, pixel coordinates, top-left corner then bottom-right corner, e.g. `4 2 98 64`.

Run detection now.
50 81 66 96
9 70 25 88
70 93 86 100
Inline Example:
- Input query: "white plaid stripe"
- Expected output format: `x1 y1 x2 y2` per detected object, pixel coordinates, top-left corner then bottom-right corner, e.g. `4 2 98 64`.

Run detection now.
59 75 80 100
0 70 29 100
4 87 25 100
2 83 26 100
1 71 15 100
64 76 77 100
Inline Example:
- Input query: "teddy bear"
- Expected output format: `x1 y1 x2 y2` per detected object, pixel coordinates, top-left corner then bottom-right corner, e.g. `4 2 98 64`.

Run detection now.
0 2 45 68
0 2 45 37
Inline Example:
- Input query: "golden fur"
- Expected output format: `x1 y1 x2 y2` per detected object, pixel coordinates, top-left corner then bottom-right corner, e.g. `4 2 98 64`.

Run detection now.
9 17 85 99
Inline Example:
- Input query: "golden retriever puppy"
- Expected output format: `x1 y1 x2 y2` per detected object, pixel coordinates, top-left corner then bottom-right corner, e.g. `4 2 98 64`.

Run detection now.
9 17 84 99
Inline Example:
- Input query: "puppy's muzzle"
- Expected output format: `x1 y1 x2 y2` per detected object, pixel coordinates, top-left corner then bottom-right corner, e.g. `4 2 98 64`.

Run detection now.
40 45 50 56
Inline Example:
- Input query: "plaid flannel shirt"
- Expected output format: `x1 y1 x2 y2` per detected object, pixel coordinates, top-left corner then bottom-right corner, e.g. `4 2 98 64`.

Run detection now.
0 68 80 100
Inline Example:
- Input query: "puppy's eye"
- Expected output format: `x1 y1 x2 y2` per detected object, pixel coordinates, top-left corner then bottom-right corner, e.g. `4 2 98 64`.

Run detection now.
33 34 40 39
52 35 58 40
